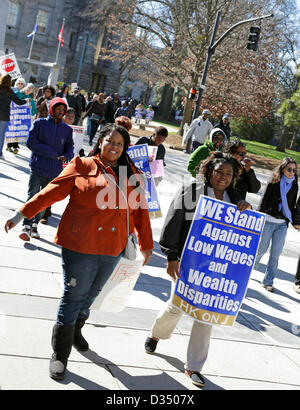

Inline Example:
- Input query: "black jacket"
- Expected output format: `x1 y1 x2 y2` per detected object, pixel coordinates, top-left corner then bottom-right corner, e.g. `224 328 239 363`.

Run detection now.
135 136 166 166
235 168 261 200
159 181 243 261
258 179 298 225
293 195 300 226
217 120 231 139
0 89 27 121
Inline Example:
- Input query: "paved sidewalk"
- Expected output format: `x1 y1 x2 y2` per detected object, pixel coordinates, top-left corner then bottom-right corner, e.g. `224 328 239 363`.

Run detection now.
0 140 299 391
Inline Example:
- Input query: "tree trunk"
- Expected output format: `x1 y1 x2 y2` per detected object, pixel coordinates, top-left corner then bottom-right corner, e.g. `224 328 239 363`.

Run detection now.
289 129 297 150
157 83 174 120
276 125 289 152
178 97 193 136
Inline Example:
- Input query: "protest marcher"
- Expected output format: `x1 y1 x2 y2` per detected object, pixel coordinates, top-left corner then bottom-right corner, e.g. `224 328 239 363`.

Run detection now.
187 128 226 178
36 85 56 118
104 96 115 124
68 88 83 125
5 123 153 381
7 77 29 154
8 83 37 155
115 115 132 132
182 109 213 154
144 151 251 387
217 113 231 140
85 93 106 146
0 74 27 159
135 126 168 185
222 138 261 200
56 84 70 102
40 108 76 226
113 93 121 112
292 194 300 294
114 100 132 119
18 98 74 240
254 157 298 292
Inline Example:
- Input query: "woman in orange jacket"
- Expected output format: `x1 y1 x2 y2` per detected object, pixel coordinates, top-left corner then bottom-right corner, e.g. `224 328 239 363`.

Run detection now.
5 123 153 381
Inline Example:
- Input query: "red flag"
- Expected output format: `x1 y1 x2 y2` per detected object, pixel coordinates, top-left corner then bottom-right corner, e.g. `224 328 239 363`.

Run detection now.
58 23 64 47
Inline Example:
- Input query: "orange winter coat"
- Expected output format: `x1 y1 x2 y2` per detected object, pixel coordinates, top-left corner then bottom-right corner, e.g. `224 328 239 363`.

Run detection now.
20 155 153 255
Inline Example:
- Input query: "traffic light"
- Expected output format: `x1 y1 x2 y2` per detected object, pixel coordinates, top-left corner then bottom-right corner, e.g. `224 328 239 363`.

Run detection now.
247 26 261 51
189 88 197 100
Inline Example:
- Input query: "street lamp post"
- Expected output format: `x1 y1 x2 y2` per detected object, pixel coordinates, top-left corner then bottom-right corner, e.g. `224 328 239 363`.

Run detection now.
76 31 89 85
192 12 274 120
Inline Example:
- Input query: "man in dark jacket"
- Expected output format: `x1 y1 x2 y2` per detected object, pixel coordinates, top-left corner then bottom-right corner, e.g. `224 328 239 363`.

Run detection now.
68 89 83 125
19 98 74 241
217 113 231 140
223 138 261 199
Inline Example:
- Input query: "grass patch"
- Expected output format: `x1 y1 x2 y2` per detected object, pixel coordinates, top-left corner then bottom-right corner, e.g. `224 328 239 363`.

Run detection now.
240 139 300 162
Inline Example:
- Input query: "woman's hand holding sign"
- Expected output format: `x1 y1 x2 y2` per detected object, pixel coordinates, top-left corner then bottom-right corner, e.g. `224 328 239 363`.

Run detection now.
167 260 180 281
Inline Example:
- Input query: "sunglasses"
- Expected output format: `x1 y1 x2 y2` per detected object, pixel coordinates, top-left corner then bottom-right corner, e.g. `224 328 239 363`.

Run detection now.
237 151 246 157
286 167 297 173
213 136 224 141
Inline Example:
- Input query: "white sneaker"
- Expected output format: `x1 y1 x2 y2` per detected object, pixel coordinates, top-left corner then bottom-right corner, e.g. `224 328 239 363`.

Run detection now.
30 224 40 239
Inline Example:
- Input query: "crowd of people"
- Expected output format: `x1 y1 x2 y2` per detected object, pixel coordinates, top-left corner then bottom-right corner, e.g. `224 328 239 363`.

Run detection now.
1 74 300 388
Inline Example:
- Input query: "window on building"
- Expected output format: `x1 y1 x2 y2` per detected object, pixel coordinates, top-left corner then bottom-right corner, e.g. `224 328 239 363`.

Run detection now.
37 9 50 34
7 1 20 27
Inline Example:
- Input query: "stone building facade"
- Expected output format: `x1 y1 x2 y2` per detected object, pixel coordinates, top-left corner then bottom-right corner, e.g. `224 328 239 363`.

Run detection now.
2 0 120 94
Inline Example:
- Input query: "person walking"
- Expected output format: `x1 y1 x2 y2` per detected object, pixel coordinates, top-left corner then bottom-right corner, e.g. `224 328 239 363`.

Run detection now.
114 100 132 119
222 138 261 200
144 152 251 387
135 126 168 186
7 77 29 154
254 157 298 292
36 85 56 118
292 195 300 294
5 123 153 381
217 113 231 139
18 97 74 241
85 93 106 146
182 109 213 153
187 128 226 178
0 74 27 159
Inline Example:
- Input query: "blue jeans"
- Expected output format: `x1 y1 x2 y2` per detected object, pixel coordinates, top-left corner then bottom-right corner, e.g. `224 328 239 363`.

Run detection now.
254 220 287 286
23 172 52 226
0 121 9 156
57 248 122 325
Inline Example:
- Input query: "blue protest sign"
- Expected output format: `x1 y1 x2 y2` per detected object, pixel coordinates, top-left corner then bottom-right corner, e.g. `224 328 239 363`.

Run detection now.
172 195 265 326
127 144 162 218
5 102 31 143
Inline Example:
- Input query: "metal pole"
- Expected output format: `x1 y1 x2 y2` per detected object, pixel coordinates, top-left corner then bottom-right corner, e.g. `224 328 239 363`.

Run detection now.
192 11 221 120
76 31 89 84
192 12 274 120
27 16 39 60
55 18 65 65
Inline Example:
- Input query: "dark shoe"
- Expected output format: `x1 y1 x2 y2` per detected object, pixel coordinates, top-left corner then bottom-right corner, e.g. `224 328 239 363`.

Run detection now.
40 217 48 225
185 370 205 387
144 337 158 354
19 226 31 242
49 324 75 381
73 318 89 351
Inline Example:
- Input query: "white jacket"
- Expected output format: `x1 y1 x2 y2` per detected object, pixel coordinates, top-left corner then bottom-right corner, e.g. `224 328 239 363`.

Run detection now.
183 116 213 144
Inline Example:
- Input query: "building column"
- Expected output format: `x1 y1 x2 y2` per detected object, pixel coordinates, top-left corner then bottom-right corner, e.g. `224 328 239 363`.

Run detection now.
0 0 9 56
